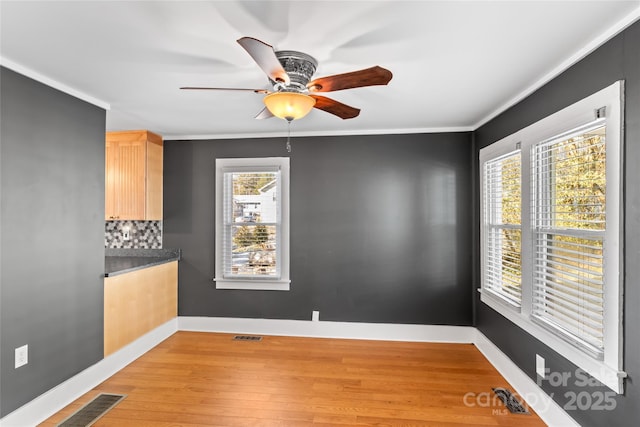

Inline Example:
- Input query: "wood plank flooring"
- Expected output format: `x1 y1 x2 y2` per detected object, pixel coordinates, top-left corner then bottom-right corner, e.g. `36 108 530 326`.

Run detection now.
40 332 546 426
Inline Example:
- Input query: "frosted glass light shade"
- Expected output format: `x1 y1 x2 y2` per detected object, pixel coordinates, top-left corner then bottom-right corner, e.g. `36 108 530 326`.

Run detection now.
263 92 316 121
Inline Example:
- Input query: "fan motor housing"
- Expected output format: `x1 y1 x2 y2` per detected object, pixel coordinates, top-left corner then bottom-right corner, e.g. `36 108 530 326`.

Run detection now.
275 50 317 90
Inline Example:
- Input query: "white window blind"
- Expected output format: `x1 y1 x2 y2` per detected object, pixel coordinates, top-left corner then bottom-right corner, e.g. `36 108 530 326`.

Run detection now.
531 122 606 359
483 150 522 308
222 168 281 279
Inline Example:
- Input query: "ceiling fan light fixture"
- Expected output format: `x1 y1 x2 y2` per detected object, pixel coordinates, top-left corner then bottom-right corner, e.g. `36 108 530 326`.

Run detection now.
264 92 316 121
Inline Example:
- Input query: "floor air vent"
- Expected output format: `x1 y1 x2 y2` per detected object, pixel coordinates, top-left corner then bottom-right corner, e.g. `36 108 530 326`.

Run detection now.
492 387 530 414
233 335 262 341
57 393 126 426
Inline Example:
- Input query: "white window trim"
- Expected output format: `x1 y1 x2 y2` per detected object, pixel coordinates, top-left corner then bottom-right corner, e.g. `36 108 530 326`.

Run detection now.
214 157 290 291
479 81 624 393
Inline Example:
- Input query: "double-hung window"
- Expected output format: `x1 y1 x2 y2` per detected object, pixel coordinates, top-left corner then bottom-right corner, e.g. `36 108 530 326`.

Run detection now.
480 81 624 392
531 122 607 359
215 157 290 291
483 149 522 308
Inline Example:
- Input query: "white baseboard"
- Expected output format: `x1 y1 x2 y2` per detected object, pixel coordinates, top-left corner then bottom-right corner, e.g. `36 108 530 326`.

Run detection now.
178 316 477 343
474 330 579 427
0 319 178 427
0 317 577 427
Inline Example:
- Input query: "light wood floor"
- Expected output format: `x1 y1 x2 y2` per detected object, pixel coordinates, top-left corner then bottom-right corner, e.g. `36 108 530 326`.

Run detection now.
40 332 546 426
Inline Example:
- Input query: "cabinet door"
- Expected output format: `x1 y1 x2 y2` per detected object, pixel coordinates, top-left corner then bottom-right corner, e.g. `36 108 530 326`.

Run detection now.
105 139 117 220
145 139 163 220
104 261 178 356
114 139 146 219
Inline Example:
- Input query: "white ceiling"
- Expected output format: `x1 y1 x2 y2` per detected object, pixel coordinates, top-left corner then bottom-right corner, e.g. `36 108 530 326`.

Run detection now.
1 1 639 140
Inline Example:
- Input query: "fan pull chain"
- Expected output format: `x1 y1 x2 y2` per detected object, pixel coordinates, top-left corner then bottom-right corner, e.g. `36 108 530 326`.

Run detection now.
286 119 292 153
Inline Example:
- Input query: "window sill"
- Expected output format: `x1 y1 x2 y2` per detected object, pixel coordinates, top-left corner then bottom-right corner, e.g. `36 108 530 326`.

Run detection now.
214 278 290 291
480 288 522 313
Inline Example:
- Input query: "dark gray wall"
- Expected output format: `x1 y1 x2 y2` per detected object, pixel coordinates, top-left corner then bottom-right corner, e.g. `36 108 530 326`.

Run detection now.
164 132 473 325
0 67 106 417
474 21 640 426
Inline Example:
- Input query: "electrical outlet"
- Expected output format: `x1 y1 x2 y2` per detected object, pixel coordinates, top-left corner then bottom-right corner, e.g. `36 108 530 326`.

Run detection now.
15 345 28 369
312 310 320 322
536 354 545 378
122 226 131 241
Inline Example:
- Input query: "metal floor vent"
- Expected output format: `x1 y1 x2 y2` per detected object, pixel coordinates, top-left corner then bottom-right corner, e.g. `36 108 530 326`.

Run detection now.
233 335 263 341
492 387 530 415
57 393 126 426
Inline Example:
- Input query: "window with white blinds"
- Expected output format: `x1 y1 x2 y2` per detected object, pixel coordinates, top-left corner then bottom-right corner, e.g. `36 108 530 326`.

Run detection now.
531 123 606 358
478 81 623 393
222 169 280 278
483 151 522 308
215 158 290 291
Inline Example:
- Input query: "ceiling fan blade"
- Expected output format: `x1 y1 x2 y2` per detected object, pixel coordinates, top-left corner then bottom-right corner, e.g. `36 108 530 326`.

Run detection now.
310 95 360 119
254 107 274 120
307 66 392 92
180 86 269 94
237 37 290 85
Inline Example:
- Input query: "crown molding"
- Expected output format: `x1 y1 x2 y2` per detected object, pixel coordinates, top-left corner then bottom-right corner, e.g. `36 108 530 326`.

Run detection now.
0 56 111 110
472 6 640 130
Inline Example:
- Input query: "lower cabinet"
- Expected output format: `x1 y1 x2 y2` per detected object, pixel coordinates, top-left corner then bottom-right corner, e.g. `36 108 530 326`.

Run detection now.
104 261 178 356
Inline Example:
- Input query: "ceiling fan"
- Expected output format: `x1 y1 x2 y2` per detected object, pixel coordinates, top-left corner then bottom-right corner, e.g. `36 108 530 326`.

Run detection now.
180 37 393 121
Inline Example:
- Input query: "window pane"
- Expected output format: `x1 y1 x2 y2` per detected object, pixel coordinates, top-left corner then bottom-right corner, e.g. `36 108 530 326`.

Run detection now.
486 227 521 305
535 126 606 231
532 233 604 356
483 151 522 307
532 123 606 358
223 171 280 278
228 225 278 276
485 153 521 225
231 172 278 224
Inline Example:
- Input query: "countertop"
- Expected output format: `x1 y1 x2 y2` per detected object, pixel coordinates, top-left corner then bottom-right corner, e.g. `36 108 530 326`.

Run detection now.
105 248 181 277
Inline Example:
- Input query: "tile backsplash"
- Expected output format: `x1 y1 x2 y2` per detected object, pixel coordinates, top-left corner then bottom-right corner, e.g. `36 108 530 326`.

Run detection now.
105 220 162 248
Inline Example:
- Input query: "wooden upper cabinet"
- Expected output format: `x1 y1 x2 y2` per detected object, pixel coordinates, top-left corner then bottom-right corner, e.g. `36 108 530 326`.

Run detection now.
105 130 163 220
